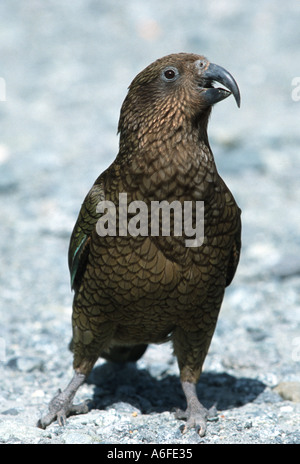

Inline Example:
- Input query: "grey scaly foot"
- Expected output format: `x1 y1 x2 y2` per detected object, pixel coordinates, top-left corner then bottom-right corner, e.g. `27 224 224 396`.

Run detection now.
175 381 218 437
175 403 217 437
37 371 88 429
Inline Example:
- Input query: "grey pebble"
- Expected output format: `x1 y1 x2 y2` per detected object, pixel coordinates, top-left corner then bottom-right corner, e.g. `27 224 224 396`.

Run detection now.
1 408 19 416
7 356 45 373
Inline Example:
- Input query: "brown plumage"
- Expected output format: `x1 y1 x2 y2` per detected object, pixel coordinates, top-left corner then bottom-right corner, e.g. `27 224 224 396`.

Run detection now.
38 53 241 436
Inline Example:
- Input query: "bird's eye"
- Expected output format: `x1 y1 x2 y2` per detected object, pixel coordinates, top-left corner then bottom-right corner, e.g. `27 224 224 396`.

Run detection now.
161 67 179 82
164 69 176 79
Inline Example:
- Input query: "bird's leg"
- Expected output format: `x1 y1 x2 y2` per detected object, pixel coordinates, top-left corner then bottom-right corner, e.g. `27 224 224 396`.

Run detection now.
38 318 116 429
173 325 218 436
175 380 217 437
37 368 91 429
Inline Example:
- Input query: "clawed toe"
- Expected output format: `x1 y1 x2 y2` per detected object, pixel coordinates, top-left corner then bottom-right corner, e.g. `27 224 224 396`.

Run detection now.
174 407 188 420
174 403 218 437
37 372 88 429
37 387 90 429
207 404 218 420
37 399 90 429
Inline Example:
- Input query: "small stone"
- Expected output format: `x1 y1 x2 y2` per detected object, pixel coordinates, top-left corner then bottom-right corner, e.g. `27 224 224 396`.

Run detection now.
273 382 300 403
7 356 44 373
1 408 19 416
280 405 293 413
109 401 141 415
244 421 252 429
31 389 45 398
63 432 96 444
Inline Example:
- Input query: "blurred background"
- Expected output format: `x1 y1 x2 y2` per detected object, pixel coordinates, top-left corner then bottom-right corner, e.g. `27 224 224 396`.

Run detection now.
0 0 299 443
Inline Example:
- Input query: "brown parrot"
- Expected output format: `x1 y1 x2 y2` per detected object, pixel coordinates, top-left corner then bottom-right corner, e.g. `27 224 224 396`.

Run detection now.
38 53 241 436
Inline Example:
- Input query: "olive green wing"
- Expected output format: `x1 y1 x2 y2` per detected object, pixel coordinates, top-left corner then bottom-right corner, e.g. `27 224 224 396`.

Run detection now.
226 220 241 287
217 175 242 288
68 180 105 292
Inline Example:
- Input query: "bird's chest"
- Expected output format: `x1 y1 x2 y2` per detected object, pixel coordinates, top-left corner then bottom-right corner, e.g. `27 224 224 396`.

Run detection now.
89 157 237 331
122 144 216 200
88 231 226 339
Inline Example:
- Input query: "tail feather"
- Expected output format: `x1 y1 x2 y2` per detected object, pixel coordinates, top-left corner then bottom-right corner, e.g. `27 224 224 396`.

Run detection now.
69 339 148 363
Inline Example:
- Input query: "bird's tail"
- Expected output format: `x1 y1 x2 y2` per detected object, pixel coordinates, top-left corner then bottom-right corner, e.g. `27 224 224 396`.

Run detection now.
68 338 148 363
100 344 148 363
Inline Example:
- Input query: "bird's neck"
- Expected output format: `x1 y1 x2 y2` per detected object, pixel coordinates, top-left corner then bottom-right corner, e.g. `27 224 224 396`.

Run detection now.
119 111 214 165
115 118 218 201
118 99 212 156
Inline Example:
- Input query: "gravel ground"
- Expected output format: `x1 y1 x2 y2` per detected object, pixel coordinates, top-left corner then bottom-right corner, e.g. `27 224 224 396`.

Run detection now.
0 0 300 445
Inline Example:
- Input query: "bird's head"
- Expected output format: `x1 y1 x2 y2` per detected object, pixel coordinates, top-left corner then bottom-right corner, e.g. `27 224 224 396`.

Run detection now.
118 53 240 148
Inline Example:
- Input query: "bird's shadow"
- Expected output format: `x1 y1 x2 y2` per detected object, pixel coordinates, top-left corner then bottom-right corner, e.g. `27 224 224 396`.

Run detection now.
86 361 266 414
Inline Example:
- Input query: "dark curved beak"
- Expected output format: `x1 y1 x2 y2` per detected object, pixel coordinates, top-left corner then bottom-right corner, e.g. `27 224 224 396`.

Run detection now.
201 62 241 108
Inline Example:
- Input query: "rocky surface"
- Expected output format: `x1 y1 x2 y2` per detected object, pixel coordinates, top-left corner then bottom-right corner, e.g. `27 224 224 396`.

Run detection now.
0 0 300 444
